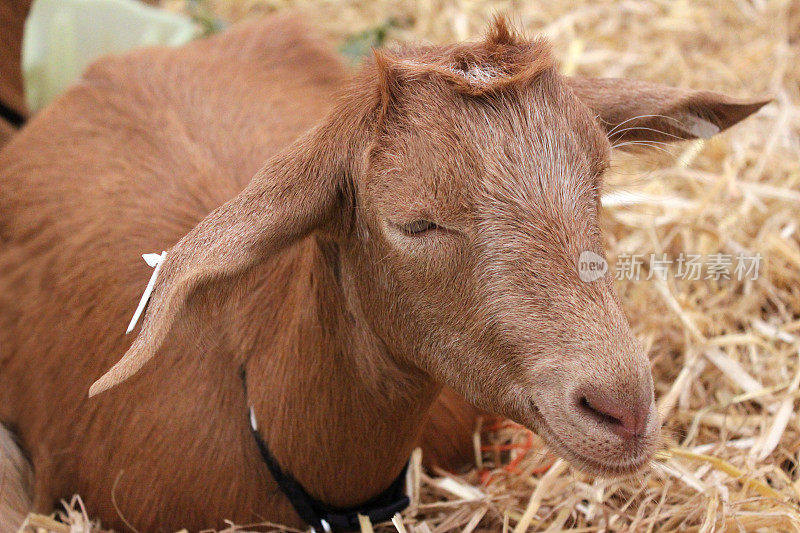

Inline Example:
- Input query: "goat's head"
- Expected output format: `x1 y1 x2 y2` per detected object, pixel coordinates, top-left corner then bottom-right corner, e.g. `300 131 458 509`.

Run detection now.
91 18 767 476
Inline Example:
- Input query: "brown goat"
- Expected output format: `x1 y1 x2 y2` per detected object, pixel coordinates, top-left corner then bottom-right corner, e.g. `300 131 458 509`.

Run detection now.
0 14 766 532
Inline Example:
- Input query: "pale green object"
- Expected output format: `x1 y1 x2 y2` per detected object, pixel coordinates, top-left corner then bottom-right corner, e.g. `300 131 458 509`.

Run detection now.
22 0 199 112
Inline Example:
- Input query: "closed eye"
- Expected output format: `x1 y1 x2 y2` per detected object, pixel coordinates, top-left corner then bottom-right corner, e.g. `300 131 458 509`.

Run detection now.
397 219 439 235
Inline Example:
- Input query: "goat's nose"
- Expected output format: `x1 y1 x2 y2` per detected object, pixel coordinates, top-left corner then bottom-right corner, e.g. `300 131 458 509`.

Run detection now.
577 388 652 439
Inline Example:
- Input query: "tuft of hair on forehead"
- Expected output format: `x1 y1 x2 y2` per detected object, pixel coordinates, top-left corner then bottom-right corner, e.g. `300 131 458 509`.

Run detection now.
373 15 554 99
483 13 524 48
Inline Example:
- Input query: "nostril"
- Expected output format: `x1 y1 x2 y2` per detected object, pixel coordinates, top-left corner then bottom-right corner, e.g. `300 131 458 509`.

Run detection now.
579 396 624 427
576 391 649 439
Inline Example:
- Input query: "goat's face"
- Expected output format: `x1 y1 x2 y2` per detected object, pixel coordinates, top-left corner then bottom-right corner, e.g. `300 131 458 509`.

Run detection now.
344 48 659 476
92 17 766 478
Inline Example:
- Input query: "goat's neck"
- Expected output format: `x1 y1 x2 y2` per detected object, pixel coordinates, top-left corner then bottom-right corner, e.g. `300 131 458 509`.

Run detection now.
237 238 439 508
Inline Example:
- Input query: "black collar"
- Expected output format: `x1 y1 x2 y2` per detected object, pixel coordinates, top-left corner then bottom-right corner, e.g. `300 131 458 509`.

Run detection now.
240 369 410 532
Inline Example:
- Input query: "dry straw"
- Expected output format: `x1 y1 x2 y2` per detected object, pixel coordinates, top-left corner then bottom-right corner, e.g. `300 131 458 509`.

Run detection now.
24 0 800 531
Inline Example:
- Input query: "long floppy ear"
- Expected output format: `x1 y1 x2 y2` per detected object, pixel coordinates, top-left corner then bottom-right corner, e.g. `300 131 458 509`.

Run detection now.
566 77 769 147
89 123 352 396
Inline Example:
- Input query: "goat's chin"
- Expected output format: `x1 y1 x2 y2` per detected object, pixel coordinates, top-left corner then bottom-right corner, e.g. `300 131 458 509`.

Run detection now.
520 400 655 478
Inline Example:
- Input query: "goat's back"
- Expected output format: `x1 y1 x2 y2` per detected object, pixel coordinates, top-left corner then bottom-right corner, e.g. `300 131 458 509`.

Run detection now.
0 15 344 528
0 15 343 253
0 14 344 403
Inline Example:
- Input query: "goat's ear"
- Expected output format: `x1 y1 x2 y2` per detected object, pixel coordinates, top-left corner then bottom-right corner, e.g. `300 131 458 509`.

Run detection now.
89 124 349 396
566 77 769 147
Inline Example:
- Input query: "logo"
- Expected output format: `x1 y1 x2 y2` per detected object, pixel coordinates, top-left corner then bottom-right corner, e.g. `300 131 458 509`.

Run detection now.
578 250 608 283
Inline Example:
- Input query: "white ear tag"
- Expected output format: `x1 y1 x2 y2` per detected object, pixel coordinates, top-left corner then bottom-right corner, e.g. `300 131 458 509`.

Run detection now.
126 251 167 334
249 406 258 431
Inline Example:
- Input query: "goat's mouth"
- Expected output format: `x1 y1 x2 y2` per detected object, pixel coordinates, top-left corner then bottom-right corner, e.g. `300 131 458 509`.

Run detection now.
523 399 654 477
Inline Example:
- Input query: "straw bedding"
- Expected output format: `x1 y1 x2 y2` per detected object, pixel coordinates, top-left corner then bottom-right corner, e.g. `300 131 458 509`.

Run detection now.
21 0 800 531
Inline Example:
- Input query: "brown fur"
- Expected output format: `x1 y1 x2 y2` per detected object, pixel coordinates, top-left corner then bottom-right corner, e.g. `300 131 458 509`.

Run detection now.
0 14 766 531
